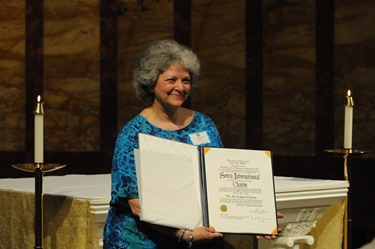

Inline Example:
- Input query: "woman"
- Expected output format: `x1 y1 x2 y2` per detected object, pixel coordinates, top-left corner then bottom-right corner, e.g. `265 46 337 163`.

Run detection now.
103 40 225 249
103 39 282 249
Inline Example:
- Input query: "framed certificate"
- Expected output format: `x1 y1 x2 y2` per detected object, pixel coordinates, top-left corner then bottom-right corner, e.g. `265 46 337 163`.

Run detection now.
135 133 278 235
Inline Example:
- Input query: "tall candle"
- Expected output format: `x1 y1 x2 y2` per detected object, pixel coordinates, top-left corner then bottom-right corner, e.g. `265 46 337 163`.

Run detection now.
34 95 44 163
344 90 354 149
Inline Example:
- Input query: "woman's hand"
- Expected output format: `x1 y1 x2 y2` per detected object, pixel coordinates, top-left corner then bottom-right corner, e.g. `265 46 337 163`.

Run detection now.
256 212 284 240
178 226 223 245
128 198 141 216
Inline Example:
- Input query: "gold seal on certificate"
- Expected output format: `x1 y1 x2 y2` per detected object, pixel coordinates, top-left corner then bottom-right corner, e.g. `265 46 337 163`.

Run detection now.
220 205 228 212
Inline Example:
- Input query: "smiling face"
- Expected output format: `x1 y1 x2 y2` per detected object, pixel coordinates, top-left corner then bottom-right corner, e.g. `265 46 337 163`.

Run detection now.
152 63 191 109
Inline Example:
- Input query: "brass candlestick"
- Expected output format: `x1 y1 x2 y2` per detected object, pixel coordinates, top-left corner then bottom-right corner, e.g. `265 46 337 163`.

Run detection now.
324 148 368 249
12 96 66 249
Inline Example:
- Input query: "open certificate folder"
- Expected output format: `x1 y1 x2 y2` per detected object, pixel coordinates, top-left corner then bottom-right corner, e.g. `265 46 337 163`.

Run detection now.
135 133 278 235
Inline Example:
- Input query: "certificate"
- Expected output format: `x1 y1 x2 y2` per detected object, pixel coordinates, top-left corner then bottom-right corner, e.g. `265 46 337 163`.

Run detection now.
203 147 278 234
135 133 278 235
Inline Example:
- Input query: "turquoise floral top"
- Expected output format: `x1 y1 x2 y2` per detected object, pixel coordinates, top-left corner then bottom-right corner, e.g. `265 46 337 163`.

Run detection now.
103 112 223 249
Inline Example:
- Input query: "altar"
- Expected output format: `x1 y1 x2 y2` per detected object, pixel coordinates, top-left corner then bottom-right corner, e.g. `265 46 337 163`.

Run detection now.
258 176 348 249
0 174 110 249
0 174 348 249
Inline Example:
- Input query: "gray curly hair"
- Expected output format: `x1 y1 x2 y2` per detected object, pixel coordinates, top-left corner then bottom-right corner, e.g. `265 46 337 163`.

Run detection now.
133 39 200 105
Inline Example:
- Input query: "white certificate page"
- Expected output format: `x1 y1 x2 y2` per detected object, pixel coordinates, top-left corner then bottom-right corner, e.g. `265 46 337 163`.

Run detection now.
203 147 278 235
136 133 203 229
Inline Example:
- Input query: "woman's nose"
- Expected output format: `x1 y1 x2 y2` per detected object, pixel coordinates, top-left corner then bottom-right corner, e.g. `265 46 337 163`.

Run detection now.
175 80 184 91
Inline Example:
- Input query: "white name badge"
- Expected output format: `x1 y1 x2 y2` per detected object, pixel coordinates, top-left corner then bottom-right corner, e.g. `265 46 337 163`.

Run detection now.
189 131 211 145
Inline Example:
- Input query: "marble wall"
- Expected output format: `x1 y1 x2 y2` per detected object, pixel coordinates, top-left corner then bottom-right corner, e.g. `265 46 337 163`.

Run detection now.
334 1 375 153
263 0 316 156
43 1 100 151
0 0 374 157
0 0 26 151
191 0 247 148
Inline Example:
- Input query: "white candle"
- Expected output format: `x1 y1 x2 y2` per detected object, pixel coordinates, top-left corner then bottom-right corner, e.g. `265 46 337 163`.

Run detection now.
344 90 354 149
34 95 44 163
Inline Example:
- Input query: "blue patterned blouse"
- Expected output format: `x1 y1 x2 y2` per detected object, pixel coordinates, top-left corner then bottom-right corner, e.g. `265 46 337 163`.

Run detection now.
103 112 223 249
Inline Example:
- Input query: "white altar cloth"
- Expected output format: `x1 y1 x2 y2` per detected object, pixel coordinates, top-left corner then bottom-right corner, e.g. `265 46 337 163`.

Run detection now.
274 176 349 224
0 174 111 199
0 174 348 249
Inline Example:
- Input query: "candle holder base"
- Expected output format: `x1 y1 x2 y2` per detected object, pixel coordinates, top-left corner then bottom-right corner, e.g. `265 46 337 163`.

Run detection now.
324 149 369 156
12 163 66 173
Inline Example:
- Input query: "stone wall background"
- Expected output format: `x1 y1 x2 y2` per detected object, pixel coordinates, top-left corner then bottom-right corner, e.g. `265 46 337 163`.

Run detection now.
1 0 374 157
0 0 25 151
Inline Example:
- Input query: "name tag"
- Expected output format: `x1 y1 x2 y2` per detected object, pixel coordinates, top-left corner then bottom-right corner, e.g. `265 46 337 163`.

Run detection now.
189 131 211 145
